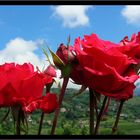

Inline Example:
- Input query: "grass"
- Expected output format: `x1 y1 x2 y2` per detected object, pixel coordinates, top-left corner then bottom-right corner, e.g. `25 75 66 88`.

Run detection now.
99 116 140 135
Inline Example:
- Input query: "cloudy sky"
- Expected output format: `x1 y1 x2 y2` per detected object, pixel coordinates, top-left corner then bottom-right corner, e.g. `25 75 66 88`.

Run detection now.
0 5 140 89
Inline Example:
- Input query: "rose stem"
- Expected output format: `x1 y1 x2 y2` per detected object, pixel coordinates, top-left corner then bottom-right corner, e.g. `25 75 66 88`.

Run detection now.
38 112 44 135
112 100 125 134
94 96 108 135
16 108 21 135
93 92 99 121
95 101 99 121
51 77 69 135
102 97 111 118
38 85 51 135
89 88 95 135
1 108 10 122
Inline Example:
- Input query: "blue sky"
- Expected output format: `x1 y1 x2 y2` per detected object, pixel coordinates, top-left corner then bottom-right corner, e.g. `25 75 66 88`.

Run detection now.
0 5 140 69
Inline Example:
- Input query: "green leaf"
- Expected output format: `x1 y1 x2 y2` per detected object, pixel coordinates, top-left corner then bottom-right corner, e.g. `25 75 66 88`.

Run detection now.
41 46 52 65
48 47 65 68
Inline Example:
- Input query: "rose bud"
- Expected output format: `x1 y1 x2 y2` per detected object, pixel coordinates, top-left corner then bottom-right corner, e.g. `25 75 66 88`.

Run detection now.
44 65 56 77
56 43 77 65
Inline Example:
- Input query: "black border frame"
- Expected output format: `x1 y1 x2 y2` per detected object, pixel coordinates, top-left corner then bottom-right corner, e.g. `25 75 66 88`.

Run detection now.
0 1 140 139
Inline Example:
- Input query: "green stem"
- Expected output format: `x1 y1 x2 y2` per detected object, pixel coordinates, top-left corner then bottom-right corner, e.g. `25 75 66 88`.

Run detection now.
94 96 108 135
51 77 69 135
37 84 52 135
1 108 10 122
102 97 111 117
89 88 94 135
93 91 99 121
38 112 45 135
16 108 21 135
112 100 125 134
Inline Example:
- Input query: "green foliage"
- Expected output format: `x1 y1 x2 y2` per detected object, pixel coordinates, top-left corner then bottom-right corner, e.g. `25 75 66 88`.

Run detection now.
1 89 140 135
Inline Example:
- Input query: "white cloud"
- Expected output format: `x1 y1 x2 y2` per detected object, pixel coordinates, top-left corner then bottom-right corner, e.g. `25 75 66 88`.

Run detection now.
53 78 81 89
121 6 140 25
52 5 92 28
0 37 49 71
53 69 81 89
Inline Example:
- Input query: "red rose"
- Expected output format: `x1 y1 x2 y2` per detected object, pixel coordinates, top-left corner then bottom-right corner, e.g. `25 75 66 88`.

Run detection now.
71 33 139 100
23 93 58 113
80 33 119 50
38 93 58 113
0 63 57 112
119 32 140 64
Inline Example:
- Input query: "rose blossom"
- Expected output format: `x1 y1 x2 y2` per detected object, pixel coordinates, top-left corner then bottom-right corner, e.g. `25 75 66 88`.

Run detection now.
119 32 140 64
0 63 58 113
55 33 140 100
72 33 139 100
